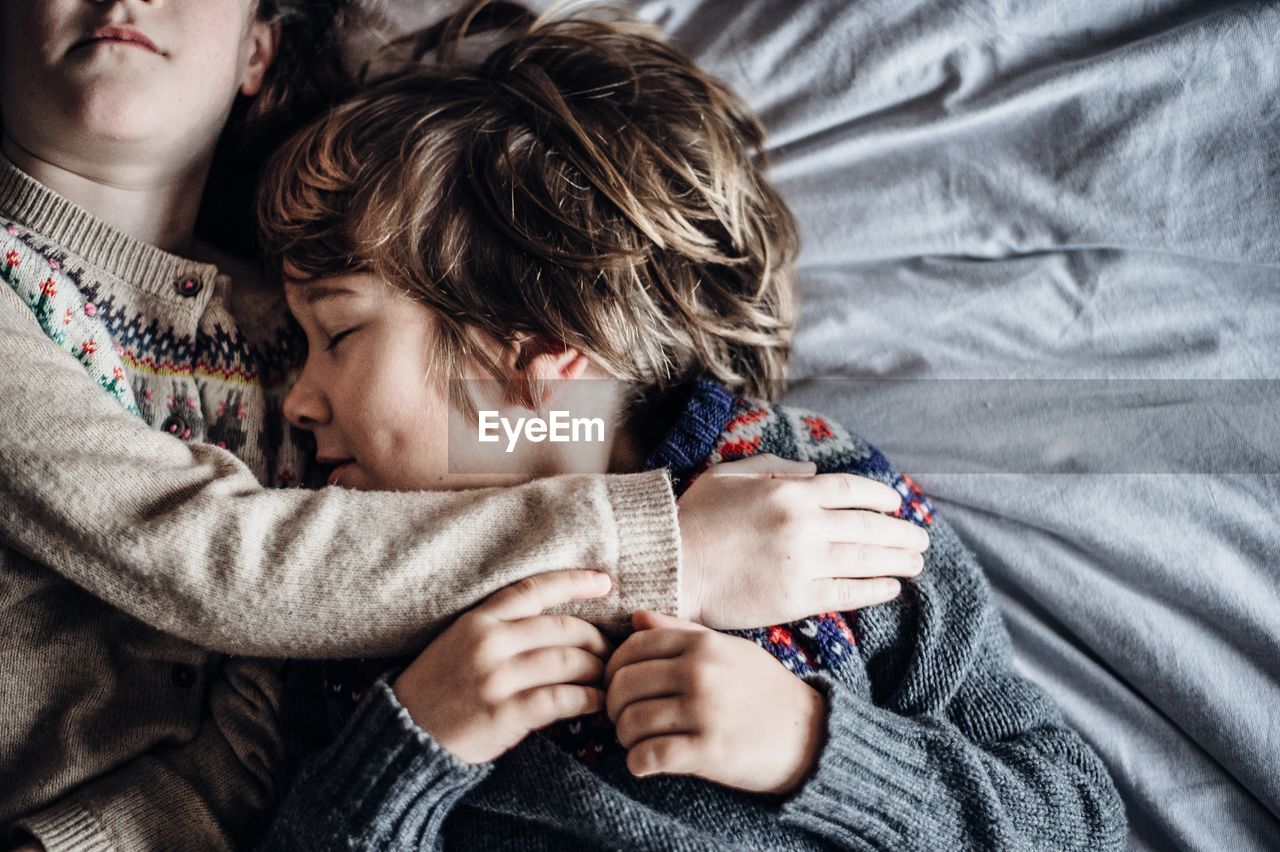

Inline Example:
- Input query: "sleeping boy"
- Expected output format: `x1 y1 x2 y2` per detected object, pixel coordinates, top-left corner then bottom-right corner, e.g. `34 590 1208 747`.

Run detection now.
253 1 1127 848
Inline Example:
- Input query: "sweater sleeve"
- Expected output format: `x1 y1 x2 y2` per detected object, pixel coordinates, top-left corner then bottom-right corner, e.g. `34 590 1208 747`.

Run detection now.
13 658 284 852
778 439 1126 850
254 678 490 852
0 284 680 657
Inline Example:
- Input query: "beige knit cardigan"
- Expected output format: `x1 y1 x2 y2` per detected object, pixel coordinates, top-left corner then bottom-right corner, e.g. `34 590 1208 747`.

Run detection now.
0 156 680 851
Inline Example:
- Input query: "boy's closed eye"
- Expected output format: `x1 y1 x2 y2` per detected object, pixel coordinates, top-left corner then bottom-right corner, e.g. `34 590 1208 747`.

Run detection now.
325 326 360 353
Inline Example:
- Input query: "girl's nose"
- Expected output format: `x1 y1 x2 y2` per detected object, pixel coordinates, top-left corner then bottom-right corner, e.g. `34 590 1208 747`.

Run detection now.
282 374 332 430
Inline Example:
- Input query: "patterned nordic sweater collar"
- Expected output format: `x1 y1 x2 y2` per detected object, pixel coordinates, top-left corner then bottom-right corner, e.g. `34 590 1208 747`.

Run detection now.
645 379 930 523
641 379 738 494
646 378 936 668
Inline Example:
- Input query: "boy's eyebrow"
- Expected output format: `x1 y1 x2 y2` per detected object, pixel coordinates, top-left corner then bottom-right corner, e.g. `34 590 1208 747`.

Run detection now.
288 283 360 304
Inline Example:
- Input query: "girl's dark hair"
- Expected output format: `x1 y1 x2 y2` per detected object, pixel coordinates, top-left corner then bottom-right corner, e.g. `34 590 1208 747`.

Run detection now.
196 0 356 257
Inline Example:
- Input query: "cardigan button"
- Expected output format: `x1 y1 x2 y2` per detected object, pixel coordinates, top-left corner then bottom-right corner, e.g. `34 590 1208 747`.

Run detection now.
175 276 203 298
161 414 189 439
170 664 197 689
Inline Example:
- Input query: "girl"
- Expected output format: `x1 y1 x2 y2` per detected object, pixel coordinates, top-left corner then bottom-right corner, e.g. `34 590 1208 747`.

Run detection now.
0 1 922 849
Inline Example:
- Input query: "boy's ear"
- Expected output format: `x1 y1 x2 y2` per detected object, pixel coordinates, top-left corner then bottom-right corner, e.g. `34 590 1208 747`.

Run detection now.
504 338 591 409
240 21 281 98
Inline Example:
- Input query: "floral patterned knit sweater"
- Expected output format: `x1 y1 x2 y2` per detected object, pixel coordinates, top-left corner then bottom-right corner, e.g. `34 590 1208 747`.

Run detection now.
0 156 681 851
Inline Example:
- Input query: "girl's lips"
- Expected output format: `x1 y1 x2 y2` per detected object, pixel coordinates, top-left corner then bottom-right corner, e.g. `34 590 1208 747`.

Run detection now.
76 26 162 55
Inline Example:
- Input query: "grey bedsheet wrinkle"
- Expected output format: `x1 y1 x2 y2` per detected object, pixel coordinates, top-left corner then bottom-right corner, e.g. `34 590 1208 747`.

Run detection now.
353 1 1280 849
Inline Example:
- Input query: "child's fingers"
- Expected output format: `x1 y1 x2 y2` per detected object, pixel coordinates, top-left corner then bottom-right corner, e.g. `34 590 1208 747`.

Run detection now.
818 543 924 580
704 453 817 478
479 570 612 621
498 646 606 695
823 509 930 552
614 696 695 749
626 733 704 779
811 473 903 513
809 577 903 613
504 613 611 658
604 627 692 687
510 683 604 731
605 658 685 722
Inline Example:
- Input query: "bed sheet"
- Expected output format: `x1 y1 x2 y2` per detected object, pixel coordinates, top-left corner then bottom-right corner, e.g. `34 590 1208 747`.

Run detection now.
351 2 1280 848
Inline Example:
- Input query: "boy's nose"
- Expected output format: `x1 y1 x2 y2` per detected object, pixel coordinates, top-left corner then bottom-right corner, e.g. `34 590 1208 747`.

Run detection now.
282 377 331 430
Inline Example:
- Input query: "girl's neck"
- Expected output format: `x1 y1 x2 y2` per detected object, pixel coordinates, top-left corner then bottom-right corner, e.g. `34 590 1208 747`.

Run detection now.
1 132 210 256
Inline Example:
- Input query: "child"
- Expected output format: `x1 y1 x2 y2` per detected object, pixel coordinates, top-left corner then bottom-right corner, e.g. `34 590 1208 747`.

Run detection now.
253 2 1127 849
0 1 923 849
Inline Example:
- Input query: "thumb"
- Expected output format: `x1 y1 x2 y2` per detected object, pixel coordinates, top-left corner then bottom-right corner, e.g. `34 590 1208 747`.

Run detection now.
632 610 708 632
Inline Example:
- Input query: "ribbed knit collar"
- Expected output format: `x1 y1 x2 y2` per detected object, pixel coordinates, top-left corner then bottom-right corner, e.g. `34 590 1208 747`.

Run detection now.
0 153 220 302
642 379 737 496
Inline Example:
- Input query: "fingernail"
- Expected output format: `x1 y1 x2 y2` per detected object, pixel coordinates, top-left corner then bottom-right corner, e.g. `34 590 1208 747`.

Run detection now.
593 573 613 591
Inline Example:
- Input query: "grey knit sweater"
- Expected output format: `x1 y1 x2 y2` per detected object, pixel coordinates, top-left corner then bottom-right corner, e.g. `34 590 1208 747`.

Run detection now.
258 381 1127 851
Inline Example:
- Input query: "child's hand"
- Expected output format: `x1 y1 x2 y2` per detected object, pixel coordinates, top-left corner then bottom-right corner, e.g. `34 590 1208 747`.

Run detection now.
393 570 613 764
604 610 826 795
676 454 928 629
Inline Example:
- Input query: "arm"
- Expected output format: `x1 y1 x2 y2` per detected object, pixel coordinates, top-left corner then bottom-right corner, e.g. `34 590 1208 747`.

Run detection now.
778 500 1127 850
11 658 285 852
254 570 612 851
254 680 489 852
2 281 922 657
0 283 677 657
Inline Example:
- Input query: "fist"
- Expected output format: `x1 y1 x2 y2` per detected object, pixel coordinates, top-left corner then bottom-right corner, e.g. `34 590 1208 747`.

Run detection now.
676 454 928 628
604 611 826 795
394 570 614 764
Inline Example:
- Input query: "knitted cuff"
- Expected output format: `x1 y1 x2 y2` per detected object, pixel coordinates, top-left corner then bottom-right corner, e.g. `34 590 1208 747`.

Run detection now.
280 677 492 847
12 801 112 852
780 675 939 849
605 470 681 621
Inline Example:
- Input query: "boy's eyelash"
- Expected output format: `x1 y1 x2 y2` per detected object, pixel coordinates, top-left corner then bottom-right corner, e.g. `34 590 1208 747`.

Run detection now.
325 327 357 352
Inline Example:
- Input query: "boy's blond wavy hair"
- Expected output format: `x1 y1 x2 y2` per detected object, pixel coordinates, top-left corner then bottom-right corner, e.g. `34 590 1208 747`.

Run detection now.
259 0 798 411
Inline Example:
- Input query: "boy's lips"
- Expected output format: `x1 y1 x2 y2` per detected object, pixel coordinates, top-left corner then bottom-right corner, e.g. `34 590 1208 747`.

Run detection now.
319 458 357 487
75 26 162 56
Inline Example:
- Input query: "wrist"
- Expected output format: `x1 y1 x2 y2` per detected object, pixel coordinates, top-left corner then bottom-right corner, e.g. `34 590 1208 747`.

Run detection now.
773 683 827 796
391 672 440 742
676 547 700 623
675 511 704 623
391 673 488 766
